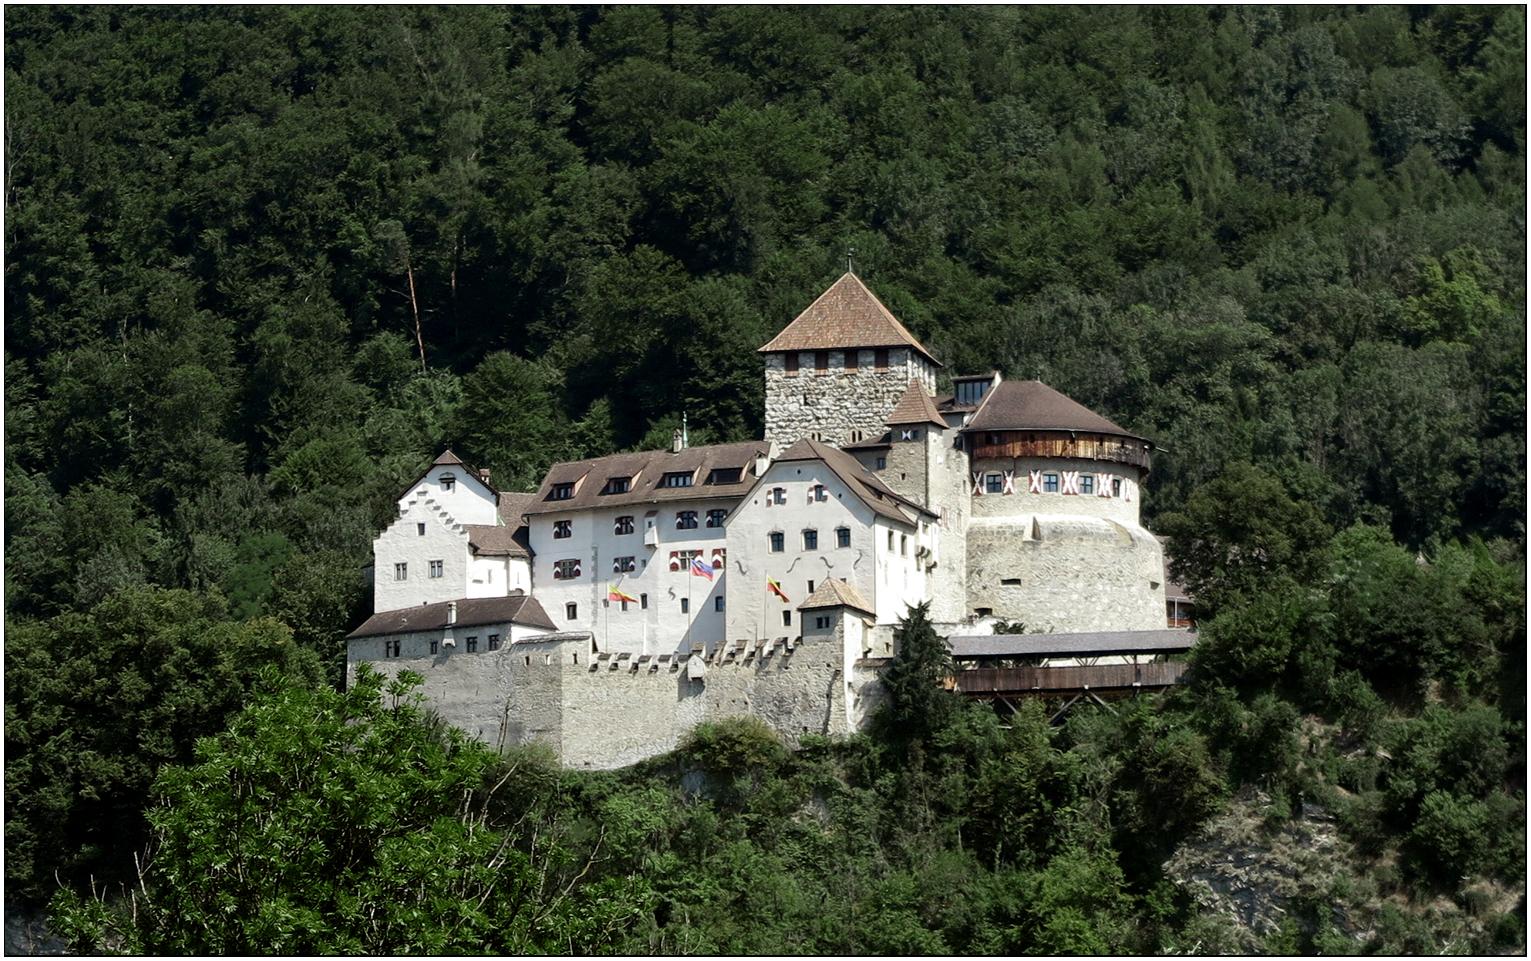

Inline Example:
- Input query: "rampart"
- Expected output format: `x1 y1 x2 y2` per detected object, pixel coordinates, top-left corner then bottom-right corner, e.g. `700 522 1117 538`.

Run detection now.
353 631 890 769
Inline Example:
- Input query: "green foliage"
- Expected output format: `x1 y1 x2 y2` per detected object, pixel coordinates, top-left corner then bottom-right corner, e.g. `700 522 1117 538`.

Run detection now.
877 602 960 745
5 587 323 902
50 667 648 954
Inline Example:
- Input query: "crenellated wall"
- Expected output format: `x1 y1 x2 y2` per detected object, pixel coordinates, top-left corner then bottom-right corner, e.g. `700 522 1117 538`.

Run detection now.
350 629 890 770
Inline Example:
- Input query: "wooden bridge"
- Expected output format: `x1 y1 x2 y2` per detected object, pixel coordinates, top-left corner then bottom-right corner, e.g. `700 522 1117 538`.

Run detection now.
945 629 1195 720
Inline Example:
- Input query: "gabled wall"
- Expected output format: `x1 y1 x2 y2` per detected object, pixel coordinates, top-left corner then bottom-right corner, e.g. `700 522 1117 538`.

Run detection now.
373 496 474 613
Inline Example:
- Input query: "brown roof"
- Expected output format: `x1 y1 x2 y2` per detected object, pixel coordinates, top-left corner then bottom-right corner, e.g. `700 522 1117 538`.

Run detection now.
465 524 530 558
526 441 766 516
773 437 934 526
884 381 946 427
347 595 556 638
798 578 875 616
947 629 1195 658
963 381 1143 438
496 492 535 525
758 273 941 366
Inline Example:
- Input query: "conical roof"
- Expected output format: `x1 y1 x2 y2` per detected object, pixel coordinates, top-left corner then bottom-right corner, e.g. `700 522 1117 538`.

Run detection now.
759 273 940 366
798 578 875 616
885 380 946 427
964 381 1142 438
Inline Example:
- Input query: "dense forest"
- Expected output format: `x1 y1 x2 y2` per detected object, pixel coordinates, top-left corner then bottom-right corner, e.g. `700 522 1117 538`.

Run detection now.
5 5 1524 954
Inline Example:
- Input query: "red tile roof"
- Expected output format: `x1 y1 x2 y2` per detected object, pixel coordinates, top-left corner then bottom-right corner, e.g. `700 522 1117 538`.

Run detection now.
884 380 946 427
759 273 940 366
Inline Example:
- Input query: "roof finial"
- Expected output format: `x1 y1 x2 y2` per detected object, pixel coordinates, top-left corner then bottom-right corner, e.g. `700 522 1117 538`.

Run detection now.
846 245 856 275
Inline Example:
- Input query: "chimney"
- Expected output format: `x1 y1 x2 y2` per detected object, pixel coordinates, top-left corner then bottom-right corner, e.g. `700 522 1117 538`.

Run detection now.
479 468 491 484
442 600 458 647
671 428 684 454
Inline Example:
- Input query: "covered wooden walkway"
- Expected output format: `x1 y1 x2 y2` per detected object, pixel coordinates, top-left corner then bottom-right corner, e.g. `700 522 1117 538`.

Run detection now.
945 629 1196 720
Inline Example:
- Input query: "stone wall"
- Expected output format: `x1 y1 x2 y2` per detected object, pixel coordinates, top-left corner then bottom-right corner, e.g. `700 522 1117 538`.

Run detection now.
350 630 889 770
965 513 1166 632
763 348 937 448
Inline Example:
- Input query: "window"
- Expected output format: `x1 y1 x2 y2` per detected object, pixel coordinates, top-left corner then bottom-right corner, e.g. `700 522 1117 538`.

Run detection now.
706 467 741 485
550 482 573 500
640 593 649 609
901 534 908 555
1112 478 1122 497
1080 473 1095 495
845 350 859 372
417 522 426 536
553 520 572 539
659 471 693 488
676 510 698 530
715 596 725 612
785 352 799 375
394 562 408 580
769 532 785 552
783 610 792 626
876 457 886 470
875 348 889 370
986 472 1003 494
613 556 636 573
680 597 690 614
769 487 786 505
601 476 630 494
566 602 578 620
614 515 634 535
815 350 829 373
554 558 581 580
803 529 818 550
815 616 830 629
900 428 919 441
810 484 827 502
441 473 456 491
807 579 815 594
389 639 401 658
836 527 851 548
488 634 500 651
888 530 895 551
955 378 991 406
466 636 478 653
429 559 443 578
706 508 728 528
430 639 439 655
620 599 629 612
1043 473 1060 493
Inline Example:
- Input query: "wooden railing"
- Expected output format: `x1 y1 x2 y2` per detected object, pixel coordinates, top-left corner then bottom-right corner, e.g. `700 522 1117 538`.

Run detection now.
954 661 1188 695
967 431 1153 470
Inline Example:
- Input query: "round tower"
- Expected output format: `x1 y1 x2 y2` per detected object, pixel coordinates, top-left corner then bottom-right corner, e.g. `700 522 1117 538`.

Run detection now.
960 381 1165 632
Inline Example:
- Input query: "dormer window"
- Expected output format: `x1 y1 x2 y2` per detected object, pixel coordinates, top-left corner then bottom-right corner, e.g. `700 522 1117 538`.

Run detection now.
550 482 574 500
659 471 693 488
705 467 741 485
601 476 630 495
440 473 456 491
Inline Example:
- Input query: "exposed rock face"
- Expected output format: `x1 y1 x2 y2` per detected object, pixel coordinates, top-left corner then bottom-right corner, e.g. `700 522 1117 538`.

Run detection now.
1164 786 1363 952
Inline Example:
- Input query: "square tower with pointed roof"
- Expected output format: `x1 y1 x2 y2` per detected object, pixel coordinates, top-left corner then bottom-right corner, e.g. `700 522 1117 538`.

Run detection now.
759 273 940 448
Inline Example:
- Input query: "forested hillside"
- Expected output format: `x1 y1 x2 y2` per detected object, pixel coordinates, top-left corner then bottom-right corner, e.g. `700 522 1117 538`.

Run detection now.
6 5 1525 953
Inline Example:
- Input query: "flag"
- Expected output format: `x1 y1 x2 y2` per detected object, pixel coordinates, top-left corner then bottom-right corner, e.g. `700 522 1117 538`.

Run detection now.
690 555 714 580
767 577 790 603
608 585 637 603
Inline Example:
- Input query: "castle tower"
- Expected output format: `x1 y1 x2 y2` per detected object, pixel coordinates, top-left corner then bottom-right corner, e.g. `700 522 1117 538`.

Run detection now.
960 381 1164 632
759 273 940 448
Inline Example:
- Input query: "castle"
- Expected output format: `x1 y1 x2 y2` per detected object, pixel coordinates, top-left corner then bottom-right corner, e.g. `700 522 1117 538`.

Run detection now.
347 273 1168 768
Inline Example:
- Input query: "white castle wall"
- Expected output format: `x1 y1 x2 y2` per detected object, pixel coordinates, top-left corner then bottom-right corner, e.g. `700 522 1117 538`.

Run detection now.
526 500 734 655
350 630 890 769
763 348 937 448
